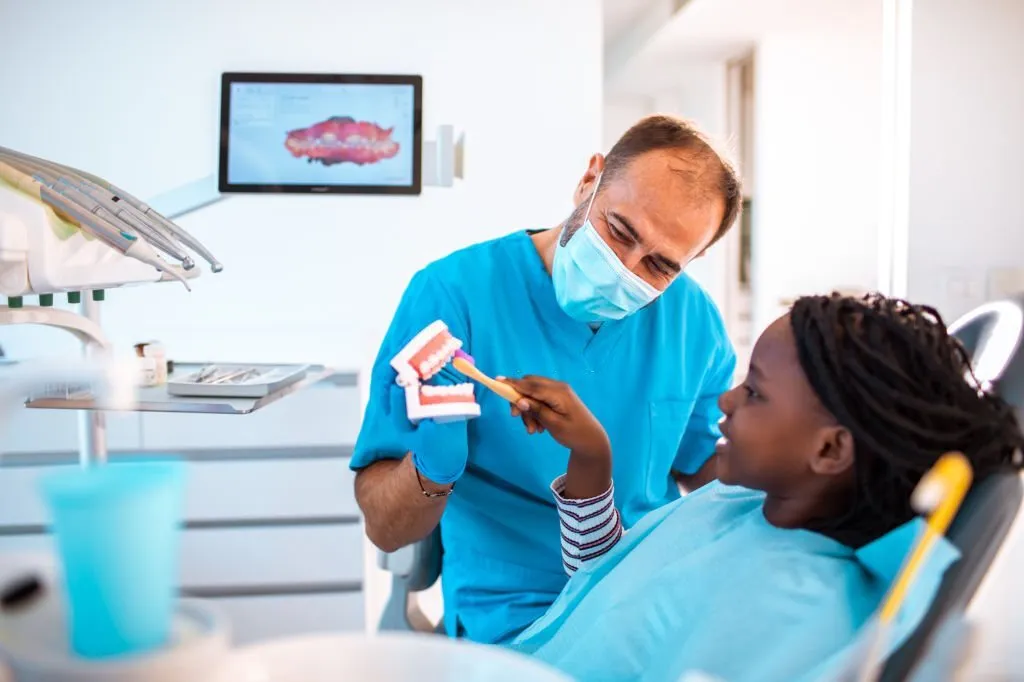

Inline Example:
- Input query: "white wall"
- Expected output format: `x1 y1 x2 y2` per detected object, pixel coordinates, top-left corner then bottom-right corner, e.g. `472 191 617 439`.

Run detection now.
0 0 602 365
912 1 1024 676
750 9 883 334
603 96 652 151
0 0 603 630
904 0 1024 322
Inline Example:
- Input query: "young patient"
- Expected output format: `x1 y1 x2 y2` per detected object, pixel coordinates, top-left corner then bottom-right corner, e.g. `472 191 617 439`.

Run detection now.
500 293 1024 682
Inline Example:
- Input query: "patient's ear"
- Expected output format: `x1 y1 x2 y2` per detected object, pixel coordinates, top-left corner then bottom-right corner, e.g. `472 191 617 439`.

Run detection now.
810 426 855 476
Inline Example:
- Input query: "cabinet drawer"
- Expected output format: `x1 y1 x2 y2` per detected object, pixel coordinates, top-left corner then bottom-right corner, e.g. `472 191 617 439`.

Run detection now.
0 408 141 456
211 592 364 645
0 457 357 529
182 458 358 522
0 524 365 590
140 383 361 450
179 524 364 590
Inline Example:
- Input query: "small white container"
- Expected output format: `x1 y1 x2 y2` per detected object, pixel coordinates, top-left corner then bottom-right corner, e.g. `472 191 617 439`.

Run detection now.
133 342 167 387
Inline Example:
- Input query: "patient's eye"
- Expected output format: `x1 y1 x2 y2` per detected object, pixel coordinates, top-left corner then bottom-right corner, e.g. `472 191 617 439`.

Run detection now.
743 383 761 401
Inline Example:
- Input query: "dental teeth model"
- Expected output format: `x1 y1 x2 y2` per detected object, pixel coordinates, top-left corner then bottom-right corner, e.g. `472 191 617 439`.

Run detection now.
390 320 481 423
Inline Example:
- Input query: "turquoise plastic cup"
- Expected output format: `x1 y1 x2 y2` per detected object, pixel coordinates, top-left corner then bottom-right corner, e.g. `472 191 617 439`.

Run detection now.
39 457 185 659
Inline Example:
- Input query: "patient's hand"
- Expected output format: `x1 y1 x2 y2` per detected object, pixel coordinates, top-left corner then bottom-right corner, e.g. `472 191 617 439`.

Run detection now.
500 376 611 461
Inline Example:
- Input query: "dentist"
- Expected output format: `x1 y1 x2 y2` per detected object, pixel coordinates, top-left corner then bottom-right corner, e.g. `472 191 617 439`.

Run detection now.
352 115 743 644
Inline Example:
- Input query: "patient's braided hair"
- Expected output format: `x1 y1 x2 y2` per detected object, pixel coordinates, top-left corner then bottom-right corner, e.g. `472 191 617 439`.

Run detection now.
790 292 1024 548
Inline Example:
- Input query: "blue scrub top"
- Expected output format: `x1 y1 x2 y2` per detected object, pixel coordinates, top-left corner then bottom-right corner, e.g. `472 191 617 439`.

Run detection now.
351 230 736 644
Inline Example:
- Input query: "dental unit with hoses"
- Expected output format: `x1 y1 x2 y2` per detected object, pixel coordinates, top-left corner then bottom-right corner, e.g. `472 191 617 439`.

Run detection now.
0 148 571 682
0 150 1021 680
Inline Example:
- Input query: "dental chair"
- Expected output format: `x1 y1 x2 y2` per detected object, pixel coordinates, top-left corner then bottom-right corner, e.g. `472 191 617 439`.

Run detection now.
377 525 444 633
880 295 1024 681
377 296 1024 678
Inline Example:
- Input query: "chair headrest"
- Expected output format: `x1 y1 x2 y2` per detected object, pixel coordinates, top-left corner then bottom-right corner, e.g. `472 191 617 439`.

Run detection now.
949 296 1024 409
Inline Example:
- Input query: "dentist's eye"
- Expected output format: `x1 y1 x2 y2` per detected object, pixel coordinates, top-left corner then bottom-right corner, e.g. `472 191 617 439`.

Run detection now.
743 384 760 400
608 225 632 245
645 258 672 278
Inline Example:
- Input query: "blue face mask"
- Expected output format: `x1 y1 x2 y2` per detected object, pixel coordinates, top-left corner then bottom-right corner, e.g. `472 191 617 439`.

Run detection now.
551 175 662 323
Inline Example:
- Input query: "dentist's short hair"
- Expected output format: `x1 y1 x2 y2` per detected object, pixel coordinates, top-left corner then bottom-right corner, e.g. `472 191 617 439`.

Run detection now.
604 115 742 247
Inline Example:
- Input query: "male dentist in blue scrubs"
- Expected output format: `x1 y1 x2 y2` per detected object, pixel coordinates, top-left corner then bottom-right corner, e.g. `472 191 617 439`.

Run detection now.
352 115 743 645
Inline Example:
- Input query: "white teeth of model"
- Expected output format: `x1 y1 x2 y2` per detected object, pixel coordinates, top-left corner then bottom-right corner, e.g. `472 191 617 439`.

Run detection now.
418 361 431 376
421 385 438 397
455 384 473 396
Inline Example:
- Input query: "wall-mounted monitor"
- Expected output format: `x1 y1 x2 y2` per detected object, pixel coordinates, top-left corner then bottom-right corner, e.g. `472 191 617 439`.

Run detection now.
218 72 423 195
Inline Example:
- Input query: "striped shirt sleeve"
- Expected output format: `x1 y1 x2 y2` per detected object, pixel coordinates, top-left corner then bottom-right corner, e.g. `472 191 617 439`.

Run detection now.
551 474 623 576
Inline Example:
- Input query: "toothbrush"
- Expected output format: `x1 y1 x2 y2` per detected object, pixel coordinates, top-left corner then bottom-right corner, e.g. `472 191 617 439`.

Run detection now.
450 350 524 404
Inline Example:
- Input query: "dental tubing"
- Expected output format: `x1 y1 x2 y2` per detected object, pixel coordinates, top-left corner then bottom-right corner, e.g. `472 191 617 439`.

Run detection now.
0 148 229 291
5 154 197 270
0 145 222 273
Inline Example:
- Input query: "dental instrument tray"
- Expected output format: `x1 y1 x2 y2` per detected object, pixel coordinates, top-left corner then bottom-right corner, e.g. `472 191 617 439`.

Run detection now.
167 363 310 398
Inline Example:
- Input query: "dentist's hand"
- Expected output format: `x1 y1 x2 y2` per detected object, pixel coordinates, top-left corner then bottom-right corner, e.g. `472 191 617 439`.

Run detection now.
500 376 611 461
387 386 469 485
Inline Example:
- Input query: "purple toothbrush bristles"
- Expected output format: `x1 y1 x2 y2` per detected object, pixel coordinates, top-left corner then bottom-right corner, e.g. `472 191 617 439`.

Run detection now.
455 349 475 364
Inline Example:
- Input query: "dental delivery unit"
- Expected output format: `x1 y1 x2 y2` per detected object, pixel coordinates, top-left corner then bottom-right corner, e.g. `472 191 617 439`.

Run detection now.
0 145 222 300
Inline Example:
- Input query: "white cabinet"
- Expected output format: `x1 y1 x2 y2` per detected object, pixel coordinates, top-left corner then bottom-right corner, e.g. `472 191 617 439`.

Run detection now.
0 371 366 645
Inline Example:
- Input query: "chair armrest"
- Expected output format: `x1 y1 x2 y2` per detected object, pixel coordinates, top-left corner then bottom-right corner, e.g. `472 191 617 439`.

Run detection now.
376 527 444 633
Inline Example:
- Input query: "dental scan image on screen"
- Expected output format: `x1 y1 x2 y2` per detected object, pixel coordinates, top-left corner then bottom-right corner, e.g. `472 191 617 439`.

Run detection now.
225 81 416 188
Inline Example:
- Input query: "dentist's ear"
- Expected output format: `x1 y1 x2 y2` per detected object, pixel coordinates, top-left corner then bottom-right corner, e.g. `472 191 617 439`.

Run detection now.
573 154 606 205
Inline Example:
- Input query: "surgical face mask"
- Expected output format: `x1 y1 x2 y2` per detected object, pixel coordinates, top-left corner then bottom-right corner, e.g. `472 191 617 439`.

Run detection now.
551 175 662 323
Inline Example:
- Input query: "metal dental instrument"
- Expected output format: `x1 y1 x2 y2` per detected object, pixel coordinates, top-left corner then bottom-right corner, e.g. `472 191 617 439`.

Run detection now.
0 145 223 273
1 155 198 272
0 152 197 271
0 160 192 292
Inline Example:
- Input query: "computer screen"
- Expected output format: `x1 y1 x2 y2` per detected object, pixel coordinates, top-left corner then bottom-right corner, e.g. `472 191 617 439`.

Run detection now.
218 73 422 195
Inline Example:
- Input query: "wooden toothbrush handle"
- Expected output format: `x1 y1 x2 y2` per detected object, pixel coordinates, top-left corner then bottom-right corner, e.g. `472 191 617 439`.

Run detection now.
452 357 523 403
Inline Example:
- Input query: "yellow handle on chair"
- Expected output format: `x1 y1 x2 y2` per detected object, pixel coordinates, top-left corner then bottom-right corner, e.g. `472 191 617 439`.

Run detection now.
878 451 973 624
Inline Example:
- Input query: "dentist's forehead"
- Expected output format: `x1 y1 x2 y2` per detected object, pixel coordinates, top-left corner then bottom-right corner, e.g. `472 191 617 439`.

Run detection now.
602 150 724 262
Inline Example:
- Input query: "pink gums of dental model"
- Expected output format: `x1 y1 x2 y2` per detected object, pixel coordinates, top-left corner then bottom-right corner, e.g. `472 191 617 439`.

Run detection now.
389 320 481 423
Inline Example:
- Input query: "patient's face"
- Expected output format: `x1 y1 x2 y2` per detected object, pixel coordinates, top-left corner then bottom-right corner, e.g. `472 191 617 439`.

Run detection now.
716 314 837 494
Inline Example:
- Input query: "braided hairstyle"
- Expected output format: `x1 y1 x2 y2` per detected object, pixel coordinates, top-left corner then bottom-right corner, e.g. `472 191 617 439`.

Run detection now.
790 292 1024 548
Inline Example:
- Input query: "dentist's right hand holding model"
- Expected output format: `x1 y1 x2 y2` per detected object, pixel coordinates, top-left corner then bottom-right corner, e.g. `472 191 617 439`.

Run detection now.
351 114 743 644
